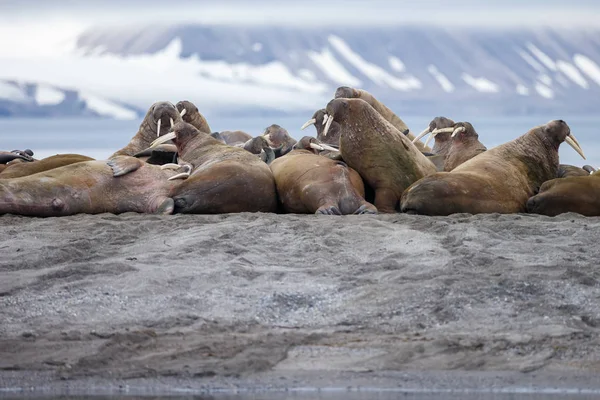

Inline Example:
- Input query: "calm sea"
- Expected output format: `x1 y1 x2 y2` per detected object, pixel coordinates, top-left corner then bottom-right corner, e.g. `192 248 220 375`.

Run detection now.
0 115 598 167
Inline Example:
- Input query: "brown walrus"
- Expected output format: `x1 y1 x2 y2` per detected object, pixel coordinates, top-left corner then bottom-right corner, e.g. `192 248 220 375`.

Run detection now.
443 122 487 171
270 138 377 215
557 164 594 178
263 124 296 157
333 86 431 153
0 154 95 179
322 98 437 213
400 120 586 215
176 100 211 133
238 136 276 164
410 116 456 170
150 122 278 214
111 101 182 158
0 156 179 217
300 108 342 146
526 171 600 216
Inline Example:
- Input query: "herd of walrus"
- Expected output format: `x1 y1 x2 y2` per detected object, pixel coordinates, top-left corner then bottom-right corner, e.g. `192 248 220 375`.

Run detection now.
1 86 598 218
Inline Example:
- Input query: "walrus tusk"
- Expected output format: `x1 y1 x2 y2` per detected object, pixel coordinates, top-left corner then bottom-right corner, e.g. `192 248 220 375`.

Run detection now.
168 164 192 181
412 127 430 143
309 142 340 152
150 131 176 148
424 133 434 148
170 118 174 128
156 119 162 138
301 118 317 130
451 126 466 138
565 135 586 160
322 114 333 137
180 108 187 117
322 114 329 125
320 143 340 152
160 163 181 170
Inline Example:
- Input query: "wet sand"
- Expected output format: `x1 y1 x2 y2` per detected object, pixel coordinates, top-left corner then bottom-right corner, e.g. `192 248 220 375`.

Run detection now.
1 212 600 395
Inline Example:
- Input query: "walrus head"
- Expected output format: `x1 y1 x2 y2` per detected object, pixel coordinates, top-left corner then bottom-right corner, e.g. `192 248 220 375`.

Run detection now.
292 136 340 154
334 86 359 99
143 101 182 140
300 109 341 145
263 124 296 157
536 120 585 160
176 100 212 133
149 121 204 157
411 116 456 153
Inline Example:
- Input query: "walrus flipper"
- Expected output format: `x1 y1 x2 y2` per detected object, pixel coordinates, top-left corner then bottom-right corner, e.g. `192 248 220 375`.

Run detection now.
107 156 143 177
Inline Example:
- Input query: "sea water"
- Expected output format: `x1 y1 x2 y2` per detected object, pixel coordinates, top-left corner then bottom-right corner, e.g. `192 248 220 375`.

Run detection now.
0 115 598 167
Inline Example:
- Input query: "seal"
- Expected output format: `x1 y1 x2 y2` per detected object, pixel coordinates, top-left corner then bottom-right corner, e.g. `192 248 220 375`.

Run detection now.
300 108 342 146
0 156 179 217
270 139 377 215
263 124 297 157
400 120 586 215
176 100 212 133
111 101 182 158
333 86 432 153
322 98 437 213
442 122 487 171
0 154 94 179
150 122 278 214
526 171 600 216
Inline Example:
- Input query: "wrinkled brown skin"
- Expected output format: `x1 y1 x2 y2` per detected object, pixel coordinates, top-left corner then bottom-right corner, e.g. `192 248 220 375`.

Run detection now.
220 130 253 145
0 154 94 179
263 124 296 156
326 98 437 213
167 122 278 214
527 171 600 216
443 122 487 171
270 149 377 215
307 109 342 146
111 101 182 158
176 100 211 133
0 156 179 217
400 120 571 216
334 86 431 153
557 164 591 178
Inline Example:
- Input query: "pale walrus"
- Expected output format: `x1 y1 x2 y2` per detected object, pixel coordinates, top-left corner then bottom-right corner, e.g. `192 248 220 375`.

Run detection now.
0 154 95 179
526 171 600 216
150 122 278 214
270 138 377 215
442 122 487 171
0 156 180 217
111 101 182 158
333 86 432 153
176 100 212 133
322 98 437 213
300 108 342 146
400 120 586 215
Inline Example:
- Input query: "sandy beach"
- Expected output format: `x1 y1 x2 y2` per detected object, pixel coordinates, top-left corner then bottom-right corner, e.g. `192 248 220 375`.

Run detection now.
1 212 600 395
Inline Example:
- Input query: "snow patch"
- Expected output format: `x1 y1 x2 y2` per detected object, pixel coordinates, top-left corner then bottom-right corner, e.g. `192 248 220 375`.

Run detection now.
427 65 454 93
35 85 66 105
518 50 545 72
535 83 554 99
0 81 27 102
516 84 529 96
556 60 588 89
388 56 405 72
328 35 421 91
526 43 557 71
573 54 600 87
461 74 500 93
80 93 138 120
307 48 362 87
538 74 552 86
298 69 317 81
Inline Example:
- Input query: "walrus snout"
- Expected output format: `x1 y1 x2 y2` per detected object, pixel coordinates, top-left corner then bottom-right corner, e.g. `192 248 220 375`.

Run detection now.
526 196 541 214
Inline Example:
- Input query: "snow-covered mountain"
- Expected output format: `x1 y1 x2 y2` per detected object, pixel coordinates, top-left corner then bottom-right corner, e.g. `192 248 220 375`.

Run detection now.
0 80 140 119
72 24 600 116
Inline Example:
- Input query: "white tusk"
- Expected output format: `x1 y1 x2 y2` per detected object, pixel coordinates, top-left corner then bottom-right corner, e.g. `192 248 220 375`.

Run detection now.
156 119 161 138
301 118 317 130
412 127 430 143
150 131 176 148
160 163 181 170
424 132 435 147
168 164 192 181
451 126 466 138
319 143 340 152
180 108 187 117
170 118 174 128
322 114 333 137
322 114 329 125
309 142 325 151
565 135 586 160
431 127 455 135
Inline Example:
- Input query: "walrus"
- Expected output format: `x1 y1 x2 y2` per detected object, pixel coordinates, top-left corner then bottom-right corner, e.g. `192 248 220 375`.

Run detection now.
526 171 600 216
322 98 437 213
270 141 377 215
0 149 34 164
111 101 182 158
333 86 431 153
442 122 487 171
300 108 342 146
219 130 253 145
262 124 296 157
400 120 586 215
409 116 456 170
557 164 594 178
176 100 211 133
238 136 276 164
0 154 95 179
0 156 179 217
150 122 278 214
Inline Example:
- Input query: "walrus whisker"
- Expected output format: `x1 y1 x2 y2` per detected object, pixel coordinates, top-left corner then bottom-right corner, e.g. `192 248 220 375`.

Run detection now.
451 126 467 138
412 127 430 143
322 114 333 137
300 118 317 130
156 119 161 138
179 108 187 117
150 131 176 148
565 135 586 160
